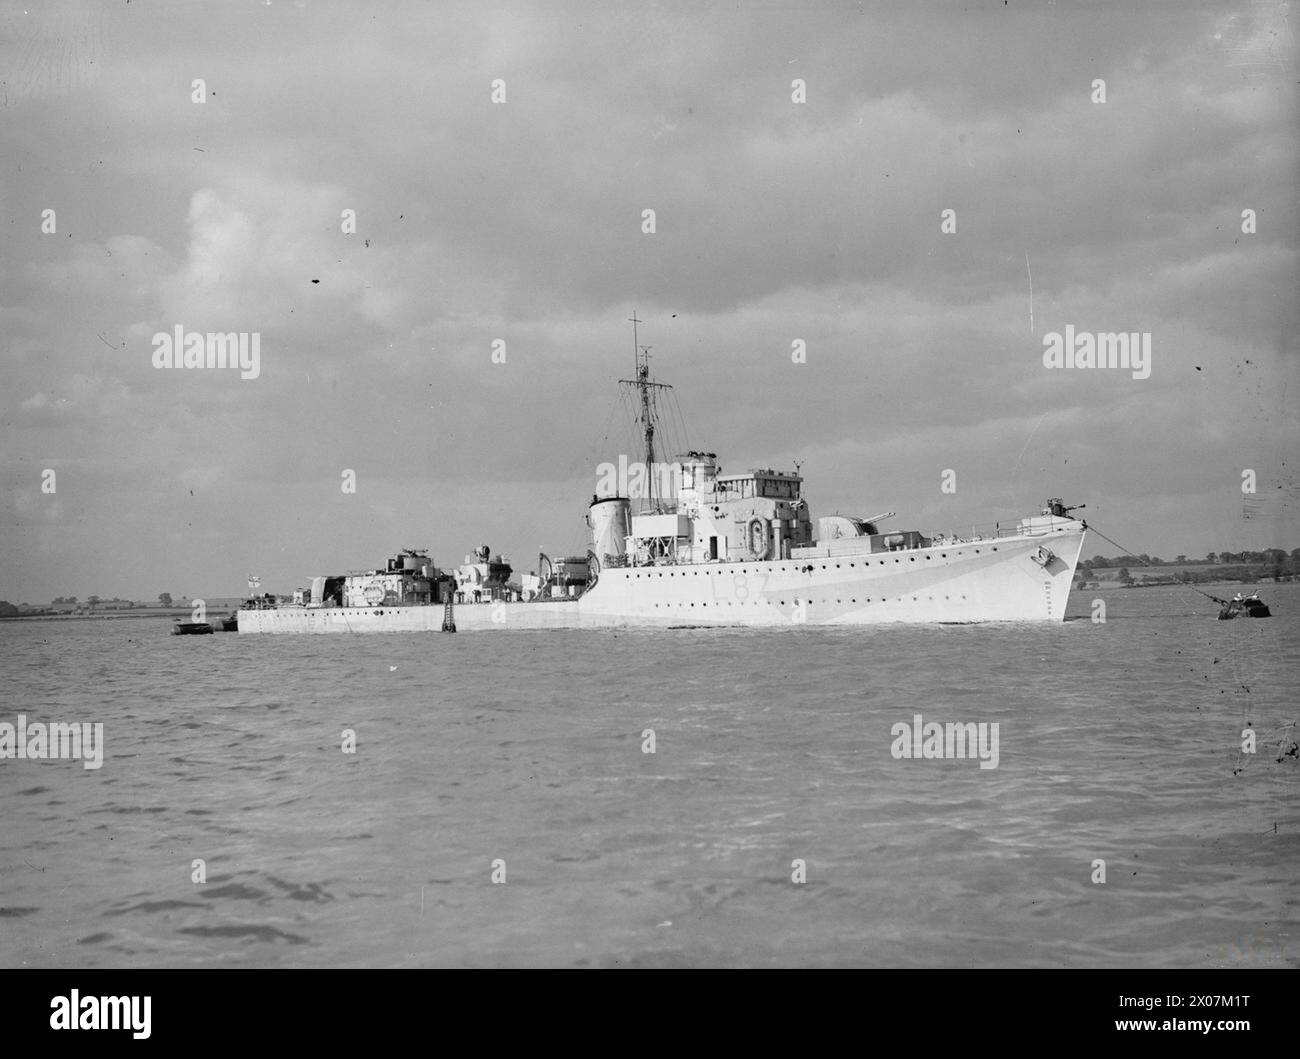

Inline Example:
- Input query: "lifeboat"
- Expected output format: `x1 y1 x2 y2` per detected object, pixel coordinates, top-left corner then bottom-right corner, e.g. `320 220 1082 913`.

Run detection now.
744 517 772 561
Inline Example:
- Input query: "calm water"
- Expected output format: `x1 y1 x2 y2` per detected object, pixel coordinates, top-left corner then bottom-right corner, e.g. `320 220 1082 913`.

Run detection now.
2 584 1296 967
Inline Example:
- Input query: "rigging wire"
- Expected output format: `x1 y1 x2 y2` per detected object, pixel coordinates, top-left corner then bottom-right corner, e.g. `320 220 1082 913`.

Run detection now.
589 388 622 472
1086 525 1236 607
668 388 691 457
658 395 682 463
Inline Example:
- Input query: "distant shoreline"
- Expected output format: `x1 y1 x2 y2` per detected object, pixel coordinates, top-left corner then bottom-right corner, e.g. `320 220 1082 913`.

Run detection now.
0 609 232 622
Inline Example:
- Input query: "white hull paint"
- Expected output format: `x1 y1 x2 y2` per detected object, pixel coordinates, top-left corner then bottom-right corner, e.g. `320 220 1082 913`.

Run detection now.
238 523 1085 633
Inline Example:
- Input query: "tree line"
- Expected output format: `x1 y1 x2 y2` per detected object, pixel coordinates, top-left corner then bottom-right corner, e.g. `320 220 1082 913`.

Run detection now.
1082 549 1297 568
1078 548 1298 585
0 593 188 617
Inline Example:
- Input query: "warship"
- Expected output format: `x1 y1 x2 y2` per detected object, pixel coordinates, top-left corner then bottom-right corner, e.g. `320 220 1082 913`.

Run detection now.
238 320 1086 633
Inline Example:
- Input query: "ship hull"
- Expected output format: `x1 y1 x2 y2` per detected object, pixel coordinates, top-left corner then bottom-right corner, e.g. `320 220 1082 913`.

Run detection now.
236 600 583 633
237 523 1085 633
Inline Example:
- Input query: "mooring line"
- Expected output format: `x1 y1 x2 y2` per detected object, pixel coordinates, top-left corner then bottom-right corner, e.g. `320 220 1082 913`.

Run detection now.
1087 524 1230 606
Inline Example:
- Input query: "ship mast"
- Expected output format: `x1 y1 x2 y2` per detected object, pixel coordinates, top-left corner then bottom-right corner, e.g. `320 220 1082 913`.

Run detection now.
619 312 673 513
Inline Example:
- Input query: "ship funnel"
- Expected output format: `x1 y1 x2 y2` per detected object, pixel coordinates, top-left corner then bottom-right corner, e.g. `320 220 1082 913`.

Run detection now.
589 496 631 561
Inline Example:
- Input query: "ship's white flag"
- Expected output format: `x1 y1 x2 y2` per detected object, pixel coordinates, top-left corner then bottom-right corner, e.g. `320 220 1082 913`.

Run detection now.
248 575 262 594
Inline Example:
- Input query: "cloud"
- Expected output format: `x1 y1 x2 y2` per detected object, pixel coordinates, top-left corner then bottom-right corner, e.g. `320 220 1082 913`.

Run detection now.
0 1 1295 600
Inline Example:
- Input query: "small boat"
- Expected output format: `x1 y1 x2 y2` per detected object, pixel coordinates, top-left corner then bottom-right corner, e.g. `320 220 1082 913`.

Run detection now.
172 621 214 635
219 613 239 632
1217 592 1271 620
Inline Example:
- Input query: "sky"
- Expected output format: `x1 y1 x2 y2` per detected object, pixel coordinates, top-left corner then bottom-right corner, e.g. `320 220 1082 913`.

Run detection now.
1 0 1296 603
